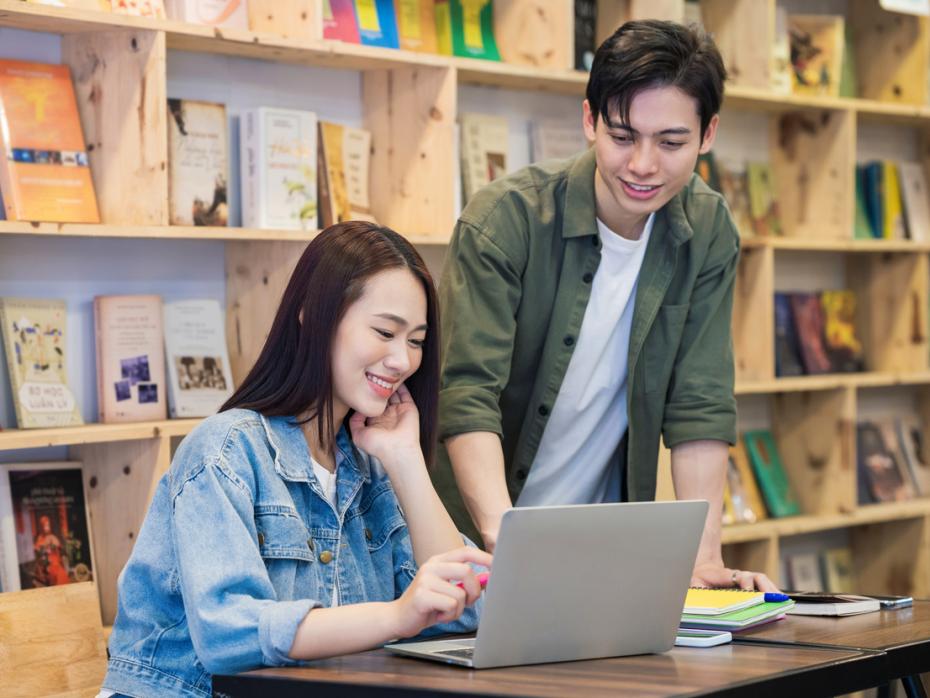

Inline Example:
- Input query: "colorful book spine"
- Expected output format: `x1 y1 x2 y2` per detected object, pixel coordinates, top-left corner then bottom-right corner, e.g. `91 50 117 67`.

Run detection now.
324 0 361 42
450 0 499 60
354 0 400 48
743 430 801 518
395 0 437 52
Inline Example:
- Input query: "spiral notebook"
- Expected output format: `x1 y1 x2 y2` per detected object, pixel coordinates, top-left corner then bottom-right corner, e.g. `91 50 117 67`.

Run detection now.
683 587 766 615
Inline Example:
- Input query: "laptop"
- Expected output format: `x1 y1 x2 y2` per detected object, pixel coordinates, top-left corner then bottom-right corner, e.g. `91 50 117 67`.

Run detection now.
385 500 708 669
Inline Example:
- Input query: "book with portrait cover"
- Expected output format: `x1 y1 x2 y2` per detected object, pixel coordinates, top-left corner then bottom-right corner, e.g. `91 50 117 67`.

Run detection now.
317 121 374 228
460 112 508 203
163 299 234 418
394 0 437 52
241 107 317 230
323 0 361 42
788 14 845 98
167 99 228 227
165 0 248 28
111 0 165 16
0 59 100 223
820 290 863 373
93 295 167 423
896 416 930 497
0 462 95 593
0 298 83 429
789 292 832 375
856 421 912 504
743 430 801 518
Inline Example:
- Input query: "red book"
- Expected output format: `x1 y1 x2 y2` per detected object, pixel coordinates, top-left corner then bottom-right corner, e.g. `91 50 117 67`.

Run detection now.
323 0 360 43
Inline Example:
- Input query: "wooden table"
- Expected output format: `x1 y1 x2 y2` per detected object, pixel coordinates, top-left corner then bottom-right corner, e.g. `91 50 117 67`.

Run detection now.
212 642 883 698
735 600 930 697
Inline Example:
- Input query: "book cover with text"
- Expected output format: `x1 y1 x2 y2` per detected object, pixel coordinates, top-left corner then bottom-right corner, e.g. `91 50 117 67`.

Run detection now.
167 99 228 227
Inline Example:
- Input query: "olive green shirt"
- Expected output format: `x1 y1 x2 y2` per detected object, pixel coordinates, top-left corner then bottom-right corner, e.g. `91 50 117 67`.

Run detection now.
433 148 738 543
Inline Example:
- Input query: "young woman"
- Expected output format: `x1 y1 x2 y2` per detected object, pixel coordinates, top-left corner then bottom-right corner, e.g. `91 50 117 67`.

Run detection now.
100 221 492 698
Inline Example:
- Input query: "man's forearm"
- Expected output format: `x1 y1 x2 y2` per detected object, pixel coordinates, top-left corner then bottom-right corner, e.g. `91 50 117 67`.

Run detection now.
445 431 513 547
671 439 728 567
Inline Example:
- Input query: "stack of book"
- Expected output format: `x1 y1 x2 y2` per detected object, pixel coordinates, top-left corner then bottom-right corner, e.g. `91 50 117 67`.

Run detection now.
680 588 795 631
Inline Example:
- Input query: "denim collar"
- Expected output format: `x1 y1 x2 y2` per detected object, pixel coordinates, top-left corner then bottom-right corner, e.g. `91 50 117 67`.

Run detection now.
259 414 372 486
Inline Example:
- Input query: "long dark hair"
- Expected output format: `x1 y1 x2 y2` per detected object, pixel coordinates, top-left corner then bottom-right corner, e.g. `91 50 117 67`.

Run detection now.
221 221 441 466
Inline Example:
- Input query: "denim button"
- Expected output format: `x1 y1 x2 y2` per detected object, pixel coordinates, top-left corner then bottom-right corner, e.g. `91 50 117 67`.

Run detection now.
364 528 372 541
319 550 333 564
307 538 314 551
257 532 265 546
538 405 549 416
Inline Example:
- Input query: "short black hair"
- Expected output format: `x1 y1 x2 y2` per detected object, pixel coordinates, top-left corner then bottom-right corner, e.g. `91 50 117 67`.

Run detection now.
585 20 726 140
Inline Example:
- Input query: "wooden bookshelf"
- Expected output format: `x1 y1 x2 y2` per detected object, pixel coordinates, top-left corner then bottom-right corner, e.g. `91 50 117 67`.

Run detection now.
2 0 930 624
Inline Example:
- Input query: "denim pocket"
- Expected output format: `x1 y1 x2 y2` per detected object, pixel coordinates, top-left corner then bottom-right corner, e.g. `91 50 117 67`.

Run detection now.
255 506 314 562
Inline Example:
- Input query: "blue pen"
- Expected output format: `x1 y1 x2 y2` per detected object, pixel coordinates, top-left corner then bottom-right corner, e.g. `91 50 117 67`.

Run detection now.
764 592 790 602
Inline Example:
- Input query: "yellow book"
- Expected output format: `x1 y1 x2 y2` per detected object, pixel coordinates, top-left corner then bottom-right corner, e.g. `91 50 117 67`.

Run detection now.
395 0 438 53
434 0 453 55
684 588 765 616
882 159 905 239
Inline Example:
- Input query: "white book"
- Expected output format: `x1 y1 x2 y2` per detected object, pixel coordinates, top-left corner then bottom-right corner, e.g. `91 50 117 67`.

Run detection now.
165 0 249 28
460 113 509 203
241 107 318 230
529 120 587 163
0 461 96 593
786 593 880 616
164 299 234 418
898 161 930 243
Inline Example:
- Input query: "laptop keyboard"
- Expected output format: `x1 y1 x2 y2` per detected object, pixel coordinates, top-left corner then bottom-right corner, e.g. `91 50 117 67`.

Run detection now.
435 647 475 660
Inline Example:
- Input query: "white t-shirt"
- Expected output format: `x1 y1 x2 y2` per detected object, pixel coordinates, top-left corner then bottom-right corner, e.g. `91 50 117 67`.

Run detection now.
516 213 654 506
311 457 340 607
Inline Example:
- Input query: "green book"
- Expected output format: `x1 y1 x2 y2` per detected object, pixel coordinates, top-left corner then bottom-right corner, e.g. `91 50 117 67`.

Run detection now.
743 430 802 517
449 0 500 61
680 600 795 630
854 166 873 240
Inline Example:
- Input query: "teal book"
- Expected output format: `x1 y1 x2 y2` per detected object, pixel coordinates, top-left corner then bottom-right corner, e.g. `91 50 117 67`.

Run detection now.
680 600 795 630
854 165 873 240
743 430 802 517
450 0 500 61
863 161 884 240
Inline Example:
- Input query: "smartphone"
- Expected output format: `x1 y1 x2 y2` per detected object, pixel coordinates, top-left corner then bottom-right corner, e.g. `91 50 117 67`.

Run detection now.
866 594 913 609
675 629 733 648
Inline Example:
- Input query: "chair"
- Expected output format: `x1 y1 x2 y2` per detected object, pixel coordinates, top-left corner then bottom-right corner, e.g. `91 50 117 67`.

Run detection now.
0 582 107 698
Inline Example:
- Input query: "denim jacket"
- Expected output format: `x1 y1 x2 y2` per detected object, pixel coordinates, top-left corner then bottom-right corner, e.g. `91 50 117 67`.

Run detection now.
102 409 482 697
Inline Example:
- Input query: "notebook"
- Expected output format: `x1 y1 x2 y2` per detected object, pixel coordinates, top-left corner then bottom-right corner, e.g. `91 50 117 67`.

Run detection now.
680 600 795 630
684 588 765 615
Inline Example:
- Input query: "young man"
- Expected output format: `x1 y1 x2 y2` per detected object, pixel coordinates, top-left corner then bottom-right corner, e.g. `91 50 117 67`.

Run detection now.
433 20 775 591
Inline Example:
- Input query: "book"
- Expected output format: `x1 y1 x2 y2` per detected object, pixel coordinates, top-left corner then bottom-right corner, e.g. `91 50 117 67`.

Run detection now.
528 120 587 163
448 0 500 61
789 293 832 375
680 600 794 630
163 299 234 418
574 0 597 71
876 419 916 500
167 99 228 227
728 440 768 523
0 59 100 223
898 162 930 243
395 0 437 52
820 290 863 373
896 416 930 496
324 0 361 42
683 588 765 616
718 160 752 237
317 121 375 228
821 547 854 593
746 163 781 236
694 152 721 193
240 107 318 231
0 298 83 429
854 165 874 240
354 0 400 48
93 295 167 423
434 0 452 54
460 112 508 202
788 14 845 98
787 552 824 591
785 592 880 616
857 421 911 503
26 0 111 9
743 430 801 518
863 161 884 239
165 0 249 28
881 159 906 240
771 6 792 94
0 462 95 592
111 0 165 16
774 293 805 378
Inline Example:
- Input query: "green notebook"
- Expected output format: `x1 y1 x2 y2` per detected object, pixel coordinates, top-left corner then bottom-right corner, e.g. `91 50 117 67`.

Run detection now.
743 430 802 517
680 600 795 630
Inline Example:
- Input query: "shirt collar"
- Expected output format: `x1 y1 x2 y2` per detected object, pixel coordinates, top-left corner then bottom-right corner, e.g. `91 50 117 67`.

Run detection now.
260 414 372 484
562 147 696 246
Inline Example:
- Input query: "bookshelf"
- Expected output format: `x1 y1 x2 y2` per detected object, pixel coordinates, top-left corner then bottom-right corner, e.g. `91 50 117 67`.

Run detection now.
0 0 929 624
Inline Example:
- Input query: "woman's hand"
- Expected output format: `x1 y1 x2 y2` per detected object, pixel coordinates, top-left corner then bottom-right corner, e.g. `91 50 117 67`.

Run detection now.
389 547 493 639
349 384 422 471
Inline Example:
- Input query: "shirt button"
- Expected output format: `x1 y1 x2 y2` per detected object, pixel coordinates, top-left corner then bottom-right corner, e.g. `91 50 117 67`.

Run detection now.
307 538 314 551
583 272 593 283
563 336 574 346
538 405 549 416
319 550 333 564
516 469 528 481
591 235 599 246
364 528 372 541
257 532 265 546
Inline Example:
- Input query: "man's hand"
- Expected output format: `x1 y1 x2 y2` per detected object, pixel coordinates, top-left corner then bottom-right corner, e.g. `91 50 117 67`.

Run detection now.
691 561 779 592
